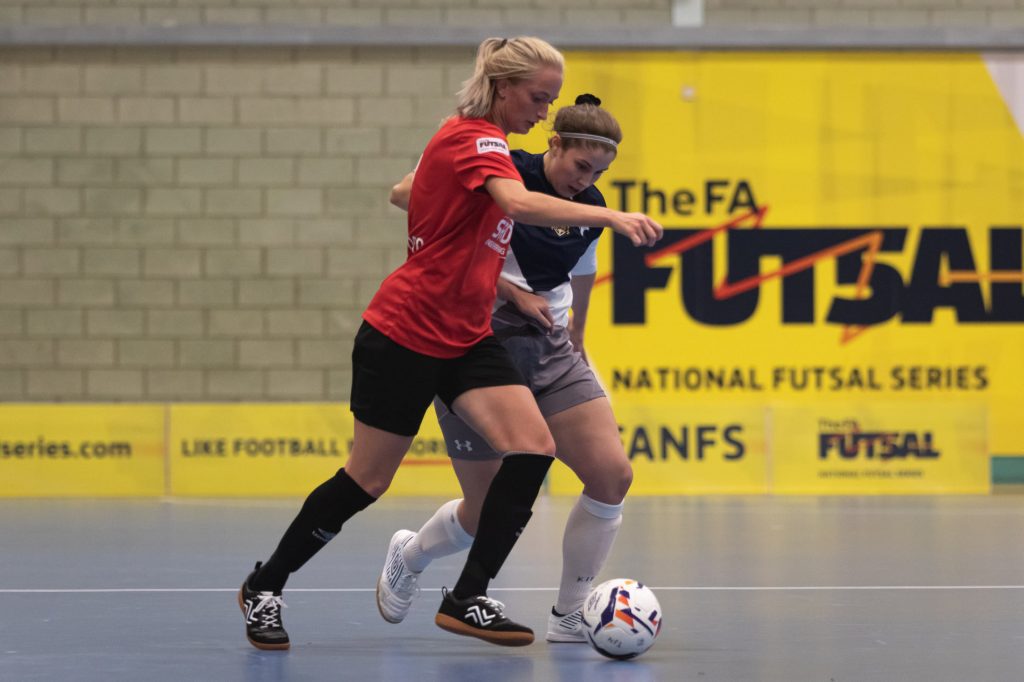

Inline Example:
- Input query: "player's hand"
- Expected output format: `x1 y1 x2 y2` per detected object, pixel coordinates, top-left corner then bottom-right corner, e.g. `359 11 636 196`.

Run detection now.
568 326 588 364
567 324 583 356
510 288 554 332
575 344 589 366
608 211 662 247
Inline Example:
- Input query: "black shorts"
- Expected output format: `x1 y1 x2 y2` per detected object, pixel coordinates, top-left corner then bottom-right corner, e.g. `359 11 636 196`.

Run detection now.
350 320 527 437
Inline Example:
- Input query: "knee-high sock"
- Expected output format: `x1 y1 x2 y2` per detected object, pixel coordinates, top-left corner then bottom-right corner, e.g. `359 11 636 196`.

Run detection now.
402 498 474 573
554 494 623 615
252 468 376 593
452 453 552 600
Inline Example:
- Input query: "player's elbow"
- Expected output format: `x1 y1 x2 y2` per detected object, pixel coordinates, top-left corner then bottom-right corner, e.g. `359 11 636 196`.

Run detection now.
389 186 408 210
498 193 532 222
486 179 533 221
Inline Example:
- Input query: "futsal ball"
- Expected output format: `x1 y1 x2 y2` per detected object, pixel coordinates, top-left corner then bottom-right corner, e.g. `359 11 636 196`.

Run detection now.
581 578 662 660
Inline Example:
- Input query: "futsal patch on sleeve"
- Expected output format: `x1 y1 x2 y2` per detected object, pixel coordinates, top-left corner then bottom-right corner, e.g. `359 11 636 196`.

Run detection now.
476 137 510 155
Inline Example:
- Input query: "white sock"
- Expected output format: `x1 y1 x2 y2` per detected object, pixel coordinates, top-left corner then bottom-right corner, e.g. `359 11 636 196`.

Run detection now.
401 498 474 573
555 494 623 615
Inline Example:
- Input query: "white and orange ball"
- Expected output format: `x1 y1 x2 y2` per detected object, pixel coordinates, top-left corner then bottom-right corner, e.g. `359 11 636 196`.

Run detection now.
581 578 663 660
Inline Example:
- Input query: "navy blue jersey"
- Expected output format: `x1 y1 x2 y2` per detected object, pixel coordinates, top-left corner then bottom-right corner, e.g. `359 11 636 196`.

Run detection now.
498 150 606 327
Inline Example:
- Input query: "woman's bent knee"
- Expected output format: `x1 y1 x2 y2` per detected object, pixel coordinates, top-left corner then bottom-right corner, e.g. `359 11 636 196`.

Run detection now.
492 432 556 458
344 468 392 498
586 458 632 504
515 435 556 458
616 461 633 499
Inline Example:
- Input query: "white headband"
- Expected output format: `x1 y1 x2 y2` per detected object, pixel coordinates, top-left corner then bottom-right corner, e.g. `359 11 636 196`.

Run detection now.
556 131 618 149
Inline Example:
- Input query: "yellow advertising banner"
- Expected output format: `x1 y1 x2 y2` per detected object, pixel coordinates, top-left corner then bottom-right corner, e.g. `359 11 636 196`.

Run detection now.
170 403 461 497
3 54 1019 497
549 404 767 495
0 404 165 497
770 403 988 494
0 399 992 496
512 51 1023 492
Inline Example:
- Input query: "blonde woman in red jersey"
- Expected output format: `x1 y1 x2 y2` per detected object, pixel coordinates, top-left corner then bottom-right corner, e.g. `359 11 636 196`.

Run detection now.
237 37 662 650
381 96 634 644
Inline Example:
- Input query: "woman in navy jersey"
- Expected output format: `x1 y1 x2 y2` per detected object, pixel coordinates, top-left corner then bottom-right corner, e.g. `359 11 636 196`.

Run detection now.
237 38 662 650
379 95 637 644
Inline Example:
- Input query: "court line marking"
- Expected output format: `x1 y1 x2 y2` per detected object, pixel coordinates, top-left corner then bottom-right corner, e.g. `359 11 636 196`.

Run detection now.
148 498 1024 515
3 585 1023 594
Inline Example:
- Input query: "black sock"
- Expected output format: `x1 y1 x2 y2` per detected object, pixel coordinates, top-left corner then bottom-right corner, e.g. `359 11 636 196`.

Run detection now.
452 453 553 600
252 468 376 592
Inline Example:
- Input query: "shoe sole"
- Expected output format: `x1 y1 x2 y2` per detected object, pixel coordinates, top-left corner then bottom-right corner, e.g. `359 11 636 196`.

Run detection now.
237 587 290 651
545 633 587 643
375 574 403 625
434 613 534 647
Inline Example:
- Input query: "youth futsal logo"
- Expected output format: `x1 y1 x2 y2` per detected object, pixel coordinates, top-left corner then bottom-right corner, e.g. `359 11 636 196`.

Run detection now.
475 137 510 155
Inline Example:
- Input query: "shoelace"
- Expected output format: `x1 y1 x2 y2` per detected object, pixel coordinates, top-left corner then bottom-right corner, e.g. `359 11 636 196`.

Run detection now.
476 595 506 616
394 571 420 601
251 593 287 628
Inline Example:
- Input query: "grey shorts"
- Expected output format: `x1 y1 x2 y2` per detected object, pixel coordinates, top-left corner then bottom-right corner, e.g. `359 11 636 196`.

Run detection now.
435 314 606 460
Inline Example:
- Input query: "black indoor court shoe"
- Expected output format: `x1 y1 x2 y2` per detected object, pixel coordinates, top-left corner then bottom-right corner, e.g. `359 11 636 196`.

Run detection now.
434 587 534 647
238 562 290 651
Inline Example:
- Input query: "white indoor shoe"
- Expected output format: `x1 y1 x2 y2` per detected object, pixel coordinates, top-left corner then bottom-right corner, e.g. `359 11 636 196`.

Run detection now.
375 529 421 624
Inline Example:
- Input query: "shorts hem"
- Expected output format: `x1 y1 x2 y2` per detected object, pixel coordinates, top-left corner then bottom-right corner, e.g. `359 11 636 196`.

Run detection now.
351 408 421 439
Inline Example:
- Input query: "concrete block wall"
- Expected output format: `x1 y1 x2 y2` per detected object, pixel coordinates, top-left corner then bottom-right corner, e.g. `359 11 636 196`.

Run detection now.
0 45 468 400
707 0 1024 27
1 0 1023 401
3 0 1024 28
0 0 674 28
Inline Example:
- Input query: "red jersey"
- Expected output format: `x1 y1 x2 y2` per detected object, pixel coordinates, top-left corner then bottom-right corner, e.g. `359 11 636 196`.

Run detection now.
363 116 522 358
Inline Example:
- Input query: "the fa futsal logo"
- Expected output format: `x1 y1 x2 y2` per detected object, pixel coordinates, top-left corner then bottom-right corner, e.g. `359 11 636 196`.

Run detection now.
818 419 940 460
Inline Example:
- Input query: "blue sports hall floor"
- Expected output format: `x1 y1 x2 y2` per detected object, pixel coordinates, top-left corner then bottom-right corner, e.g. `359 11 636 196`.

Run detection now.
1 493 1022 681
